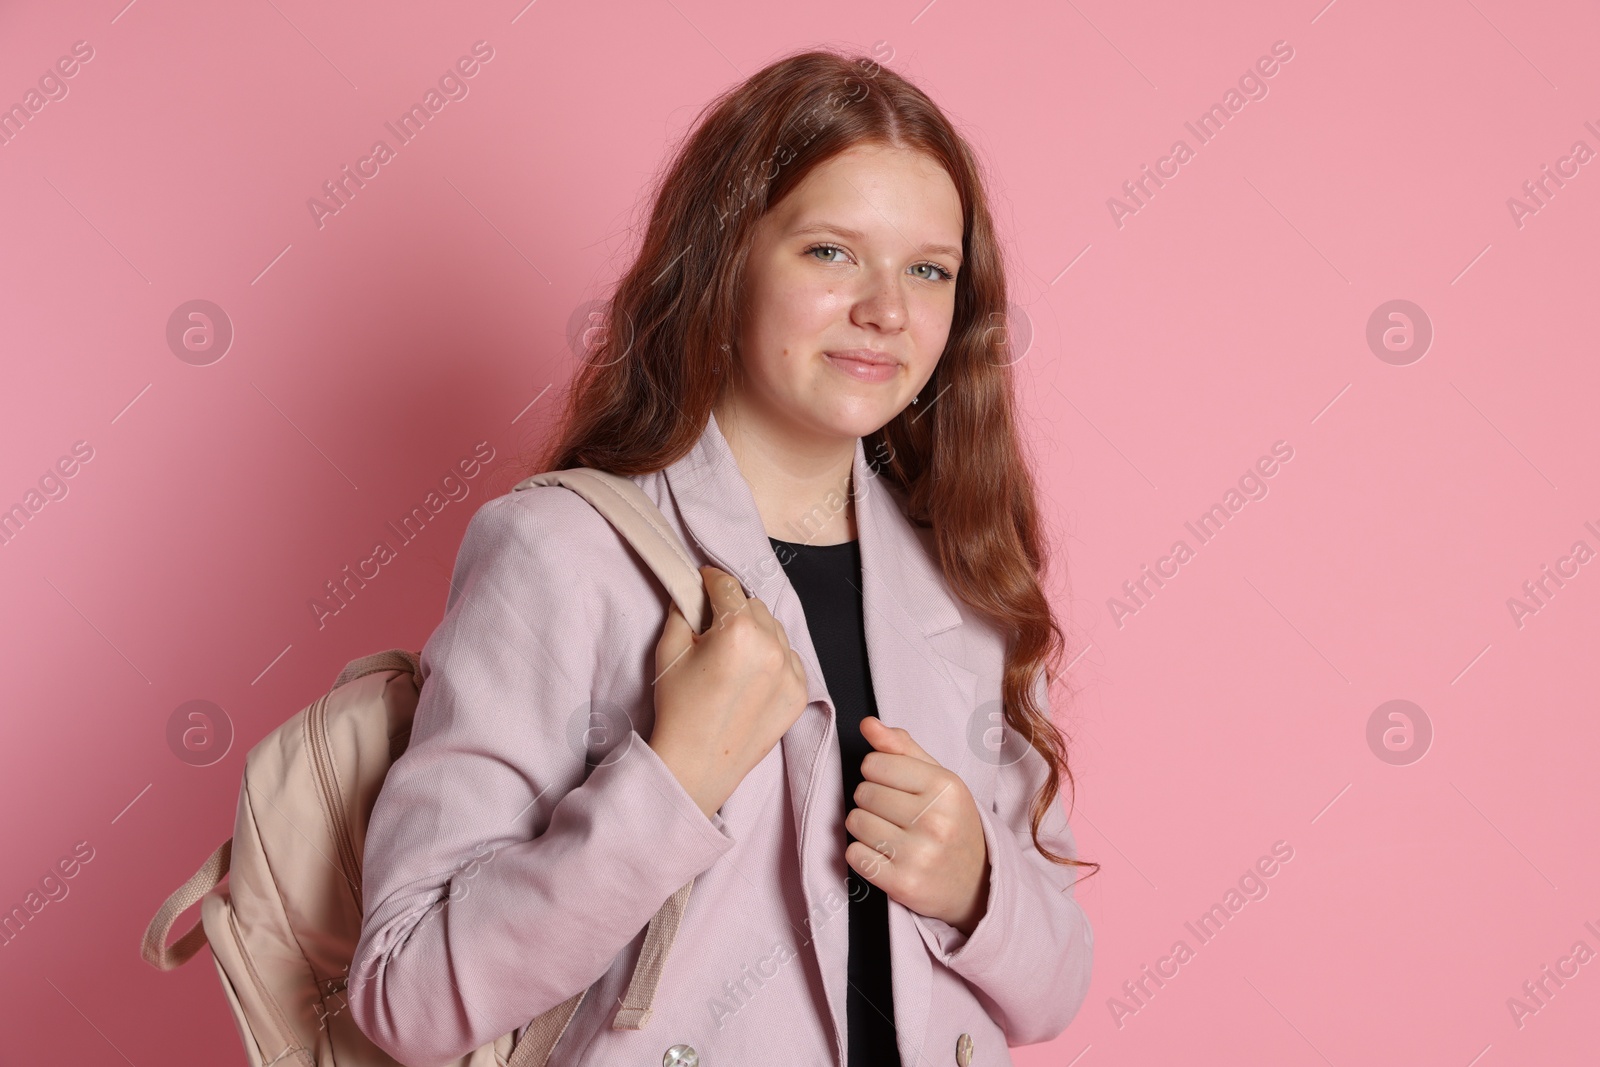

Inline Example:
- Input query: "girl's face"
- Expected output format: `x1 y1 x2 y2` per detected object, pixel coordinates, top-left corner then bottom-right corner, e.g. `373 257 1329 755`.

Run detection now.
722 143 965 447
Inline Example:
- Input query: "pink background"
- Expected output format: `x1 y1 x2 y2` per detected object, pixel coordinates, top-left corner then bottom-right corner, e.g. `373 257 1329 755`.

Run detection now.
2 0 1597 1062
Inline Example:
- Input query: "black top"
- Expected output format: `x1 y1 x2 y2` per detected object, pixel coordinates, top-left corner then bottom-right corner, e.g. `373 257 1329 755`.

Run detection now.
769 535 902 1067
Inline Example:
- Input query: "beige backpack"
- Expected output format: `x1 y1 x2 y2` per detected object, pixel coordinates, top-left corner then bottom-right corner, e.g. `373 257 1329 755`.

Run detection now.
141 468 713 1067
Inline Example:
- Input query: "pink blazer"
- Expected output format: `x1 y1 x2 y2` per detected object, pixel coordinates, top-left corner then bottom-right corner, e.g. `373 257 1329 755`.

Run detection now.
348 410 1093 1066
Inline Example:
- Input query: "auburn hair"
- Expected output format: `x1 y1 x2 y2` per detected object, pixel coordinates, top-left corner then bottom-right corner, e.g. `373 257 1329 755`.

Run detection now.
519 47 1095 879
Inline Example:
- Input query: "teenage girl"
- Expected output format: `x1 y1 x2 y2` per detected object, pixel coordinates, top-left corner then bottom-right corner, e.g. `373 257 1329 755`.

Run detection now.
350 47 1097 1067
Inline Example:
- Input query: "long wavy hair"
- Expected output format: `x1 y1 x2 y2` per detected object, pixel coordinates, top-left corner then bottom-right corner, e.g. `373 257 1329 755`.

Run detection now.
522 47 1095 878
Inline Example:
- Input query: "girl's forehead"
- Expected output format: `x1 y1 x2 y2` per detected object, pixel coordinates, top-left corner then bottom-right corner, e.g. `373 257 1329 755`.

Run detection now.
763 152 963 245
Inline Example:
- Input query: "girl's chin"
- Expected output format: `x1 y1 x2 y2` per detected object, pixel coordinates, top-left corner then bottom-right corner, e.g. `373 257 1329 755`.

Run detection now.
728 388 908 441
803 401 909 440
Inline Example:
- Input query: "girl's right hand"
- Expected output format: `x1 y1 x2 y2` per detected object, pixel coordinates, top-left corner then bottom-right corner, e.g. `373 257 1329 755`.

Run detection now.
647 565 810 819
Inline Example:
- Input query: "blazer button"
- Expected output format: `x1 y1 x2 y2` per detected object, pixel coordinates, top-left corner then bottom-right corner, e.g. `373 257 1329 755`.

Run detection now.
663 1044 698 1067
955 1031 973 1066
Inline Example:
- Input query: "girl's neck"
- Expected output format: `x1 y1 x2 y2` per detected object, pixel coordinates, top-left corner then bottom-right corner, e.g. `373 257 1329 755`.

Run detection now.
713 396 859 546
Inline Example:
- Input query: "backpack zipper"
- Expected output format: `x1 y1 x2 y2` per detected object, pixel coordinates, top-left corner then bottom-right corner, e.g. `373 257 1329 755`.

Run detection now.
306 693 363 909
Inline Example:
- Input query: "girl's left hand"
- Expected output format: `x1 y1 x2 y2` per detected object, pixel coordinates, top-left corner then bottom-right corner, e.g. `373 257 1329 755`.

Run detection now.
845 716 991 937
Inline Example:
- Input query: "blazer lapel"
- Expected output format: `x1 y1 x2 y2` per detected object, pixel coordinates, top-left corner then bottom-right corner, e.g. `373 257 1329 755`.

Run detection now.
661 410 979 1065
851 436 979 1067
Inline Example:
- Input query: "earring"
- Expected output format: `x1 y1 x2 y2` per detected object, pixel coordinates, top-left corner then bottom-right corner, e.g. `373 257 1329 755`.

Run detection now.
911 395 919 405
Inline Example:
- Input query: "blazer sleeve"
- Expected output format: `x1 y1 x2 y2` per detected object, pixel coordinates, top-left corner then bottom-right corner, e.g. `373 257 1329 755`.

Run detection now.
909 668 1095 1046
347 488 736 1067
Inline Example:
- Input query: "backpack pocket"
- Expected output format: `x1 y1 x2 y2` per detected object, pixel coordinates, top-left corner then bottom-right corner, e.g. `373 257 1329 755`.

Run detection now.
209 947 268 1067
202 889 312 1067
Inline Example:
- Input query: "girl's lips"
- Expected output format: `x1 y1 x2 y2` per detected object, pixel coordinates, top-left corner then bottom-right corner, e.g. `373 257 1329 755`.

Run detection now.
824 352 899 383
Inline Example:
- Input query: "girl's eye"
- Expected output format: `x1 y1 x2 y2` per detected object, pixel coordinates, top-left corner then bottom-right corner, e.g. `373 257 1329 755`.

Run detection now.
804 243 955 283
805 242 847 264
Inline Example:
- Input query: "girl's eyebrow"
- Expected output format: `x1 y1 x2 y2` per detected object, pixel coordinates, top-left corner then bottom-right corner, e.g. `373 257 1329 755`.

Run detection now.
789 222 963 264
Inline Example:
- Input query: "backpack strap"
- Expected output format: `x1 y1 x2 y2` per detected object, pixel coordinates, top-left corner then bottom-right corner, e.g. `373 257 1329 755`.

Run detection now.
503 468 711 1059
507 992 586 1067
514 468 711 634
507 875 698 1066
333 648 421 689
140 838 231 971
611 876 696 1029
